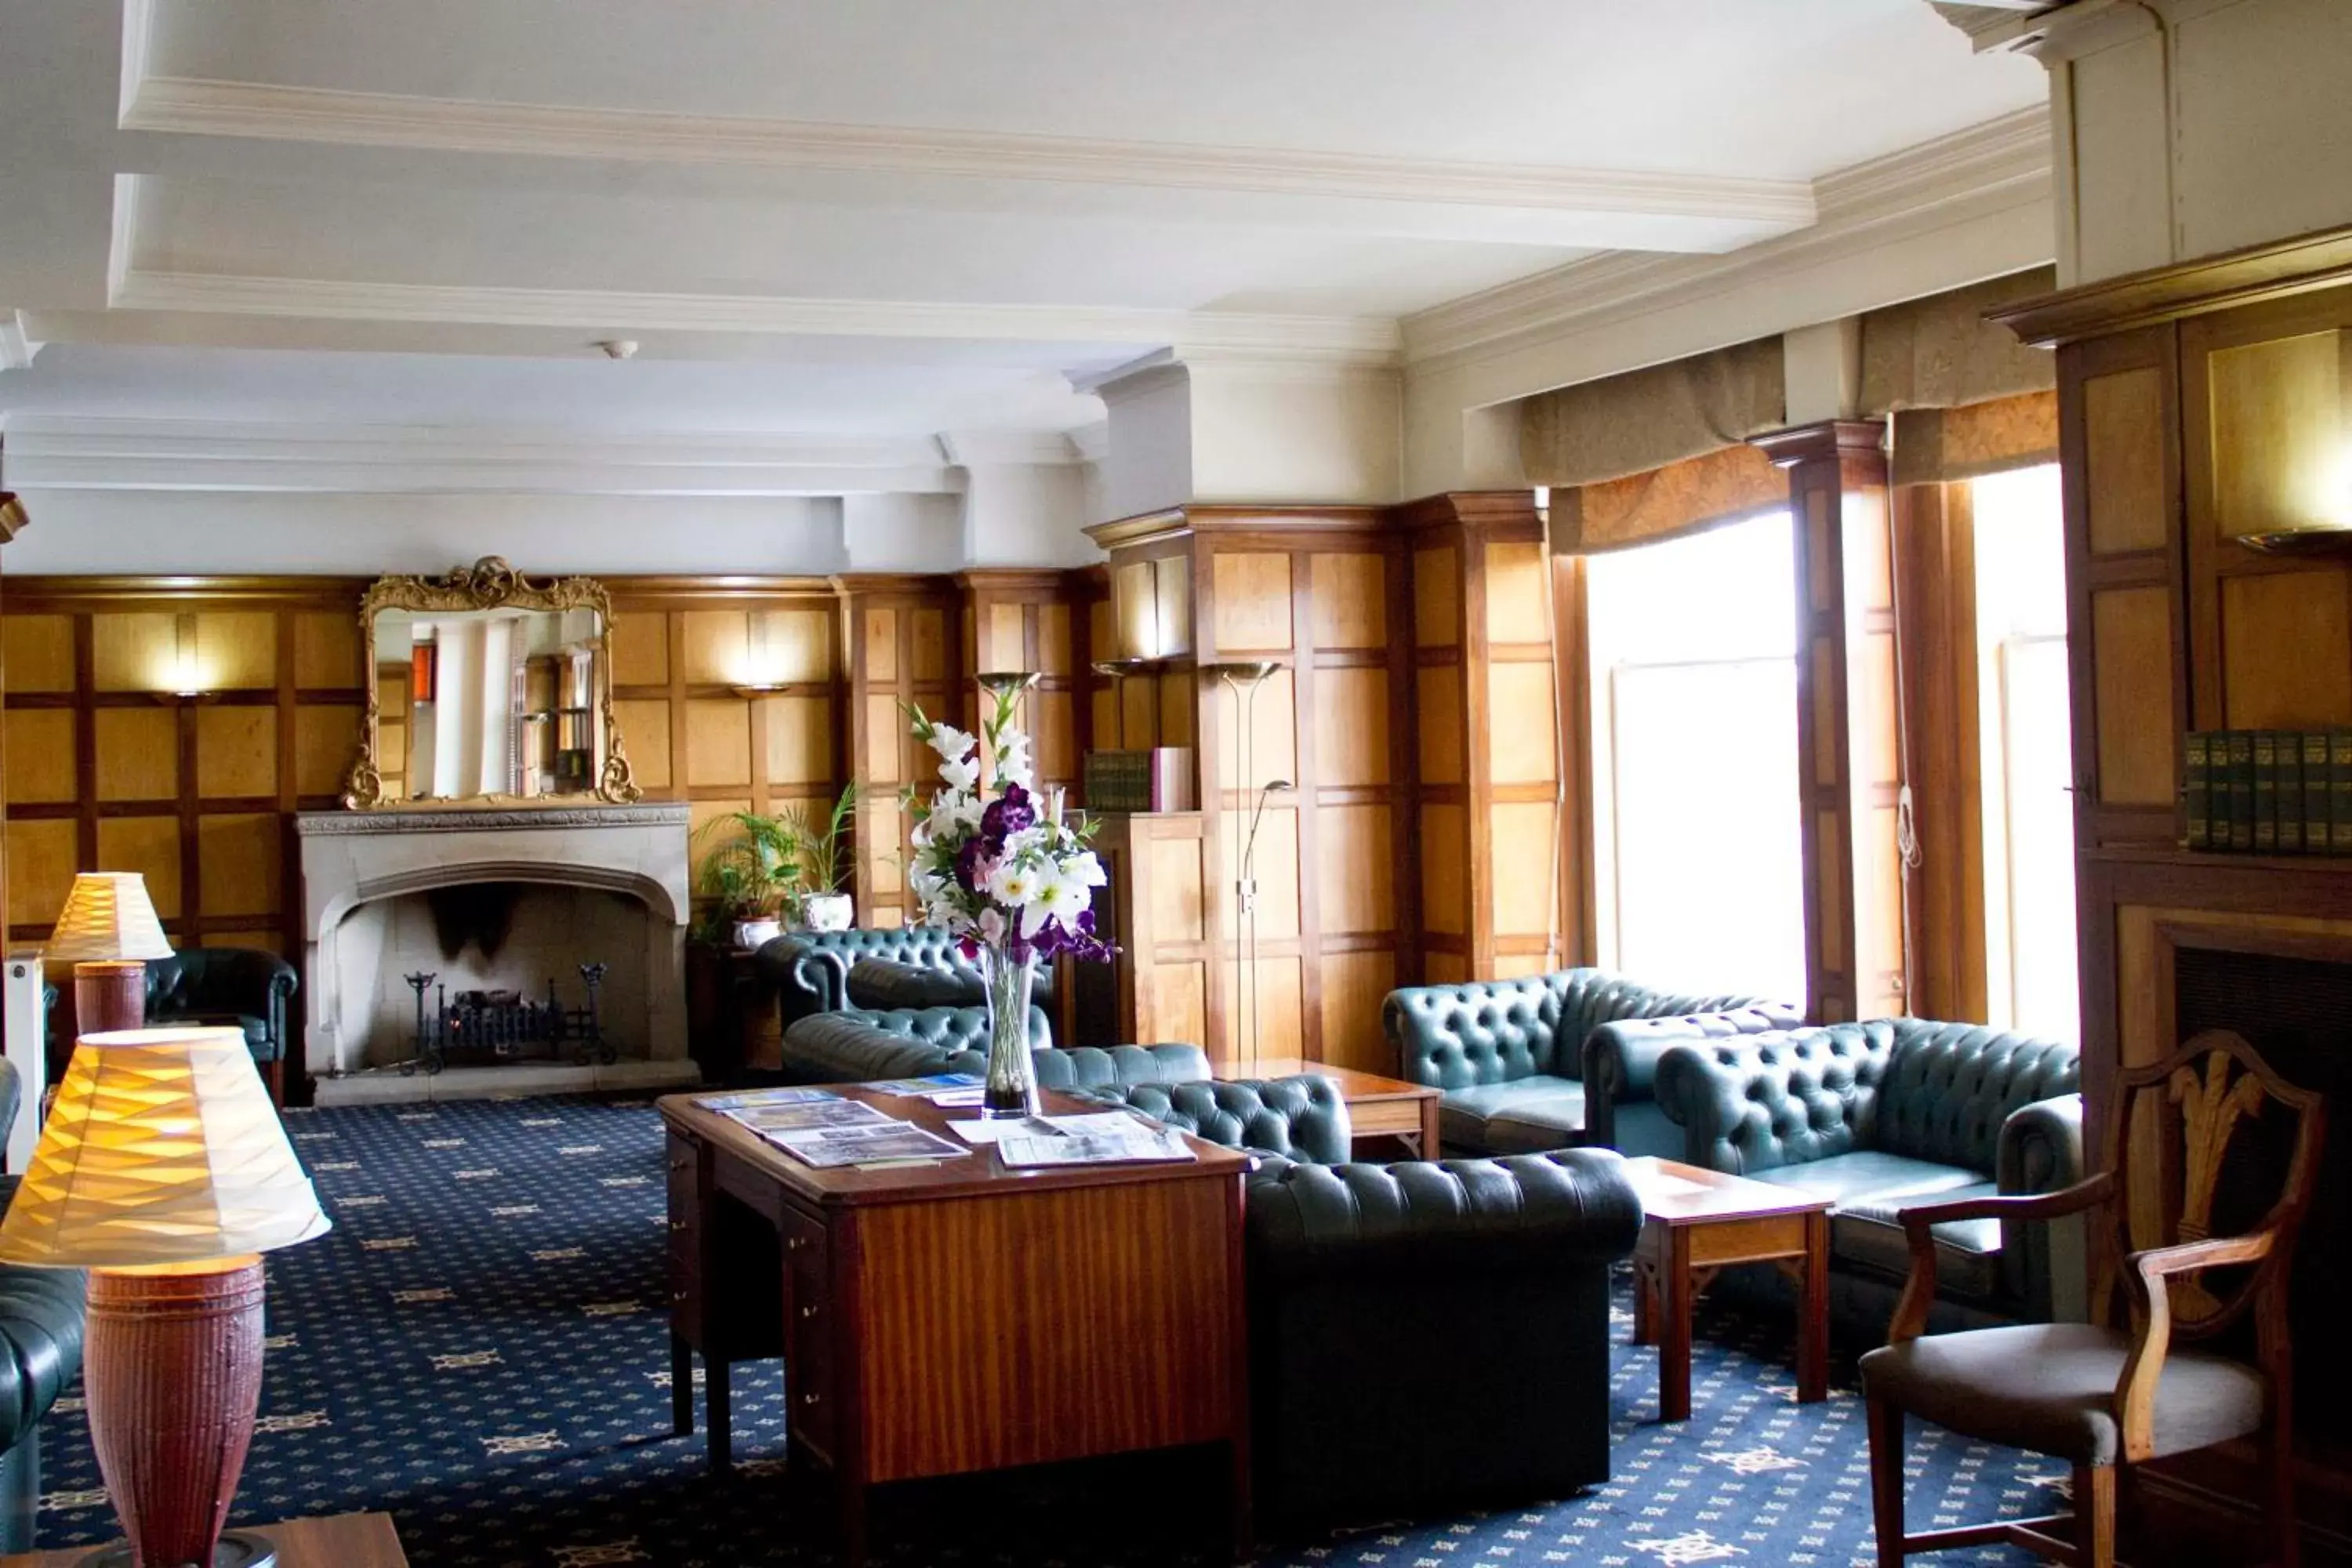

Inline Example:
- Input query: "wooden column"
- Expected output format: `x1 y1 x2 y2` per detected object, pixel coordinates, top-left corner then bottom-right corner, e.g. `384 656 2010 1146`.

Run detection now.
831 575 962 929
1755 422 1903 1025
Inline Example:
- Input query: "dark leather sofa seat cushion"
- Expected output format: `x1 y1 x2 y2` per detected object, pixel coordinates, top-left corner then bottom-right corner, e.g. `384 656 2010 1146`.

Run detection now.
1860 1323 2267 1466
1829 1185 2002 1301
1436 1074 1584 1151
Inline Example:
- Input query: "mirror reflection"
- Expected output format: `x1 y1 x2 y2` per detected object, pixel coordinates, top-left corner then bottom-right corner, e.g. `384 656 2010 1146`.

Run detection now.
373 606 606 802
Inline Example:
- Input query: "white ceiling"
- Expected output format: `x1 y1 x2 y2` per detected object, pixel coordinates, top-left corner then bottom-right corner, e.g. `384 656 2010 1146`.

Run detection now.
0 0 2047 441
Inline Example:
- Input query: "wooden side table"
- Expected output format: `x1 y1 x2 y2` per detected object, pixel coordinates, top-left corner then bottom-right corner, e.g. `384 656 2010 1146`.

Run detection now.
1619 1156 1831 1423
1225 1058 1443 1156
4 1513 407 1568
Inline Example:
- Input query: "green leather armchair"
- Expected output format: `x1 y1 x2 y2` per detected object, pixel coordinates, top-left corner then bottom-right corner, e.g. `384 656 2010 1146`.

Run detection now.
1382 967 1798 1156
1653 1018 2085 1332
143 947 297 1102
0 1062 89 1554
1084 1073 1644 1532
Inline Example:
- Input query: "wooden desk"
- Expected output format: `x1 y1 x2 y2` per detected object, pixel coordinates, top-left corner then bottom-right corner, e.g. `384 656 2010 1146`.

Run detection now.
659 1086 1251 1563
1619 1156 1831 1422
4 1513 407 1568
1224 1058 1443 1156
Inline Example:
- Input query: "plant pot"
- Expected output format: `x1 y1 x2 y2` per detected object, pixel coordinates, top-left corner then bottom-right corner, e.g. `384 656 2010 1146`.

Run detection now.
731 916 783 951
801 893 854 933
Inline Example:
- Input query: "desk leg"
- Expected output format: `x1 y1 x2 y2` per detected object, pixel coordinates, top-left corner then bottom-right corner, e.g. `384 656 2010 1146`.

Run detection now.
707 1358 732 1472
670 1334 694 1436
1229 1435 1254 1563
1796 1210 1829 1404
1659 1226 1693 1422
1420 1098 1442 1158
837 1475 869 1568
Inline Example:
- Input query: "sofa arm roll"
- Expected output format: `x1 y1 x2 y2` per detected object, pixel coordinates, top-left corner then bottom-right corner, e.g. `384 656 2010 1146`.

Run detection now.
777 1012 967 1083
1080 1075 1350 1163
1996 1093 2086 1197
1245 1149 1641 1283
754 935 849 1022
1032 1044 1211 1092
1581 1007 1802 1147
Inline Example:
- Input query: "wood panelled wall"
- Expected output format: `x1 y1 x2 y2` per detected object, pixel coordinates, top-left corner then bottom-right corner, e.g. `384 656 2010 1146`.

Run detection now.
2 579 372 956
1396 493 1564 987
601 578 848 908
0 506 1555 1083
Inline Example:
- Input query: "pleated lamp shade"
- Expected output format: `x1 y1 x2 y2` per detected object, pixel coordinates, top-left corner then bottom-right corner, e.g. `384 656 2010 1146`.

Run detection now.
44 873 174 964
0 1027 330 1269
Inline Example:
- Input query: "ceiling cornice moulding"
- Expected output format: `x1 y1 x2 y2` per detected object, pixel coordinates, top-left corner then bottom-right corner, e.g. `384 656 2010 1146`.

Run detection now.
106 267 1402 365
0 415 998 497
119 74 1817 240
1400 107 2053 370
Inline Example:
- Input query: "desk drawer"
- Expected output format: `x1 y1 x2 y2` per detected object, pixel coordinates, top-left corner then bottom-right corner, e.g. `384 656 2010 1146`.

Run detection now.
780 1203 836 1454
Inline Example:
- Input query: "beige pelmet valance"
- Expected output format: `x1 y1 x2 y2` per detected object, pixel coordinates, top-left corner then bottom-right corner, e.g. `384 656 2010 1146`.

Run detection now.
1552 442 1789 554
1857 267 2057 416
1519 335 1786 492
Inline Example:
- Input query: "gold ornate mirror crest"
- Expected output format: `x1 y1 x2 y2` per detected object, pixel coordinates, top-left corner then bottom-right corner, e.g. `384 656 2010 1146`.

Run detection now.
342 557 641 808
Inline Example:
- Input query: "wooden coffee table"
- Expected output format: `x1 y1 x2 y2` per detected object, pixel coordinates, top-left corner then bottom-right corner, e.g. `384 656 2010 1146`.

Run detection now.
1224 1058 1443 1156
2 1513 406 1567
1619 1156 1831 1422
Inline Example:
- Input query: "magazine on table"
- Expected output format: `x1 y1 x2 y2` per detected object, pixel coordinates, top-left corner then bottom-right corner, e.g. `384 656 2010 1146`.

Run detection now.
948 1110 1153 1145
695 1086 839 1111
766 1120 973 1168
726 1098 891 1134
863 1072 985 1097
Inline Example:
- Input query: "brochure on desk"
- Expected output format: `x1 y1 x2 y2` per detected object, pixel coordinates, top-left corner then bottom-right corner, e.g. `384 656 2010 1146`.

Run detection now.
958 1111 1199 1169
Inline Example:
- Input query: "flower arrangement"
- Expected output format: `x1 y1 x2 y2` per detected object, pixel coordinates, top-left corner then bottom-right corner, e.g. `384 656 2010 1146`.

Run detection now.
905 682 1112 1114
904 686 1112 965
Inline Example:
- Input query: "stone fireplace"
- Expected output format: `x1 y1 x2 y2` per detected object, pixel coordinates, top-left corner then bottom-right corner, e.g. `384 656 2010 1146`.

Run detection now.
296 804 694 1099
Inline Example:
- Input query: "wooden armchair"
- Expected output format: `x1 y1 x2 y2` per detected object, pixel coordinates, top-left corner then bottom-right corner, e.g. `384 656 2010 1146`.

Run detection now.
1859 1031 2324 1568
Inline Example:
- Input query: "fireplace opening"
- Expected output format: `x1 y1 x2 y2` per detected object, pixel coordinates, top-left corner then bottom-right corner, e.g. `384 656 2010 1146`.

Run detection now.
2172 944 2350 1453
331 881 655 1072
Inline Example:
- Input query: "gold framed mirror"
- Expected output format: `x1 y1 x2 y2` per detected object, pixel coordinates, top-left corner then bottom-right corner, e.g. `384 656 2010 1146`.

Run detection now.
342 557 640 808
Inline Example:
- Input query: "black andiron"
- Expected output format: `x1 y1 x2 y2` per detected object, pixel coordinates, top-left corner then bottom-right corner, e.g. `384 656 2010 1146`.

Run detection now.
401 963 616 1075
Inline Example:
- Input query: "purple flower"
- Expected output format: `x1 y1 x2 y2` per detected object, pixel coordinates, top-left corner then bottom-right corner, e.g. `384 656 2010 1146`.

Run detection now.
953 838 988 893
981 782 1036 840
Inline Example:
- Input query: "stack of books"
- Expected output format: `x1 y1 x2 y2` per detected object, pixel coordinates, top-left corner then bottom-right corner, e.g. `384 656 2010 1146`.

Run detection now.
2181 730 2352 855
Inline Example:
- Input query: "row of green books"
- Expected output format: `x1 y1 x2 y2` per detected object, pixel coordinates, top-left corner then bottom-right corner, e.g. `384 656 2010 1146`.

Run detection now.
2182 731 2352 854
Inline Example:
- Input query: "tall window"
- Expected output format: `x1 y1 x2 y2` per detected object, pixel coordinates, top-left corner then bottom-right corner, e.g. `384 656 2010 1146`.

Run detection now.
1971 464 2079 1039
1585 513 1806 1002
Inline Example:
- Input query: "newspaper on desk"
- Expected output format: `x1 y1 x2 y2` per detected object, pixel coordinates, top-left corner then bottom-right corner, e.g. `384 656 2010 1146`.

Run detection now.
953 1110 1199 1168
763 1120 973 1168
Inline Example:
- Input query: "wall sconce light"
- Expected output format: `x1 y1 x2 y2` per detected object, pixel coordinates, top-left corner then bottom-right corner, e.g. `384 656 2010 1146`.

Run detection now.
151 612 216 702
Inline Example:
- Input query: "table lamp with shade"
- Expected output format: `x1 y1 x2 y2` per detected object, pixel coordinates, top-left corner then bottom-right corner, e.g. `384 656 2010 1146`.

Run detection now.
44 873 174 1037
0 1025 329 1568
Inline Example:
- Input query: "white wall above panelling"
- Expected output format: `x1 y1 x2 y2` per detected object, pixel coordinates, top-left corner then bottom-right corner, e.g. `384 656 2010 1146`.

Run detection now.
2 491 851 576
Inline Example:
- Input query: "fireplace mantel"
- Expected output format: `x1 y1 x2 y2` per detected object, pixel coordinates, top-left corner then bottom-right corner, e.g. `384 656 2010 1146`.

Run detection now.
296 803 692 1084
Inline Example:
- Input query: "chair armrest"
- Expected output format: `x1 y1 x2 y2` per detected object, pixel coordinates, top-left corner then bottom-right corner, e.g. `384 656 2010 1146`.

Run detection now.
1887 1173 2117 1342
2112 1230 2277 1462
1582 1009 1803 1147
1245 1148 1642 1283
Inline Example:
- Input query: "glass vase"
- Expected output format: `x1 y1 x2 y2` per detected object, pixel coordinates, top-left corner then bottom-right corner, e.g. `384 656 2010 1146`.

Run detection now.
979 946 1038 1119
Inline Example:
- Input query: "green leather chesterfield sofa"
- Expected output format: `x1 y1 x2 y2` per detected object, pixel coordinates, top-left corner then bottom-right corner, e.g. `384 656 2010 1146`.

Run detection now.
1382 967 1799 1156
0 1062 88 1553
777 1004 1205 1091
1653 1018 2085 1332
753 928 1052 1030
1080 1075 1642 1533
144 946 298 1102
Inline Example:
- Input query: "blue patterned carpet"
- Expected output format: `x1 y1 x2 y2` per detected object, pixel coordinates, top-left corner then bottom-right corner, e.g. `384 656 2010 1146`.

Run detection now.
34 1097 2053 1566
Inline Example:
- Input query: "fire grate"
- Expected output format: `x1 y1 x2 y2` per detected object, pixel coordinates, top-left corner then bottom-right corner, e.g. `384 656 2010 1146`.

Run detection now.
399 962 615 1075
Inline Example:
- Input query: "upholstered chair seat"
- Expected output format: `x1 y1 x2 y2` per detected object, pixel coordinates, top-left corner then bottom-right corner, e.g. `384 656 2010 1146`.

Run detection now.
1862 1323 2267 1468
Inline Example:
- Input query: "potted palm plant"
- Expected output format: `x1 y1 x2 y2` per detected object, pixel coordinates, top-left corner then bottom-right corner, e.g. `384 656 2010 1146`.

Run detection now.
780 783 858 931
691 810 805 949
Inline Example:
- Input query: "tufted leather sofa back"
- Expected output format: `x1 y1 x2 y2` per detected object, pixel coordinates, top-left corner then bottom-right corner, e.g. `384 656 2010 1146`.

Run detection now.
1385 967 1774 1091
757 927 1057 1024
1031 1044 1212 1091
1080 1075 1352 1163
1654 1022 1896 1174
1874 1021 2080 1174
837 1004 1050 1052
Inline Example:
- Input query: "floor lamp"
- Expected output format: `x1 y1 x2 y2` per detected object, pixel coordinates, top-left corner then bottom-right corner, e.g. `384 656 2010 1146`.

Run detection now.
1203 661 1285 1074
45 872 173 1043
